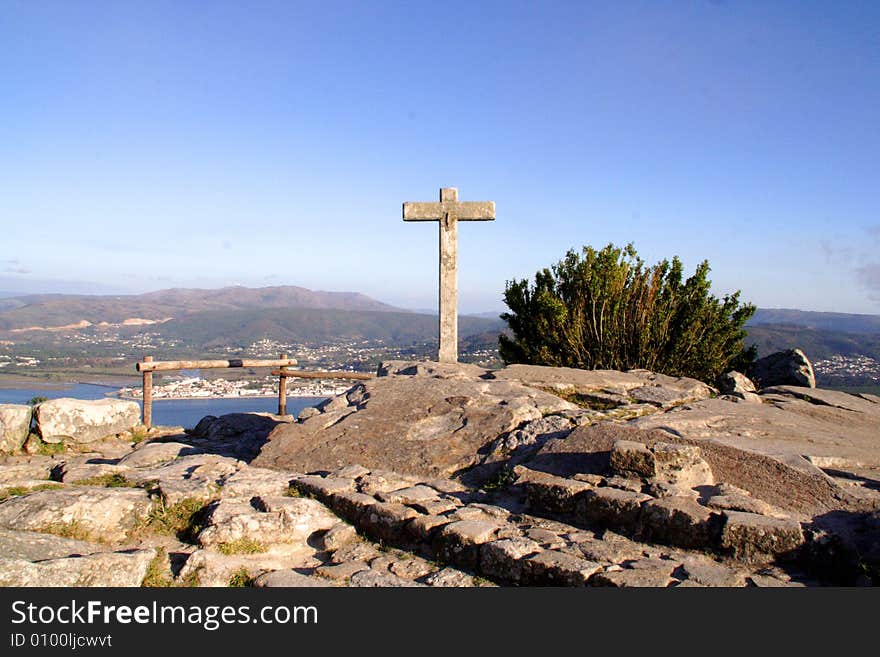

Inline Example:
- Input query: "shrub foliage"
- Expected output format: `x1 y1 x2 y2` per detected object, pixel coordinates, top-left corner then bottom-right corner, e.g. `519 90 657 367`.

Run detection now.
499 243 756 383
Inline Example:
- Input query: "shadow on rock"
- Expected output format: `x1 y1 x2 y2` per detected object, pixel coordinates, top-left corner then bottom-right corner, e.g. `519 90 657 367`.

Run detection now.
805 509 880 585
149 413 290 462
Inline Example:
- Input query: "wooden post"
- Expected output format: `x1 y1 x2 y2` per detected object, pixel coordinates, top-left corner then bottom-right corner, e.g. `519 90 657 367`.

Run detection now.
272 369 372 380
278 353 287 416
142 355 153 430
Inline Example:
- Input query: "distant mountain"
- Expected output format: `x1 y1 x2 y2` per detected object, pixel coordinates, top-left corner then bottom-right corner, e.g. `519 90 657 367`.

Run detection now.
749 309 880 334
745 325 880 361
464 311 506 320
0 285 401 331
153 308 506 348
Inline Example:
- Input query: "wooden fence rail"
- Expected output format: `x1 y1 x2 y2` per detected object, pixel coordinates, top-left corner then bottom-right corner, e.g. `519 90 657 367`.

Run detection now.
136 354 373 428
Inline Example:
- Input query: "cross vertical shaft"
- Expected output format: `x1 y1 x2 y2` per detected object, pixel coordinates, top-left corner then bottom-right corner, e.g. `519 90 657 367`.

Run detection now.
402 187 495 363
438 205 458 363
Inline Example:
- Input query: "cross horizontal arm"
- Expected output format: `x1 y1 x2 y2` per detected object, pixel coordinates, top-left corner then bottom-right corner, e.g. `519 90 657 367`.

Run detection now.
403 201 496 221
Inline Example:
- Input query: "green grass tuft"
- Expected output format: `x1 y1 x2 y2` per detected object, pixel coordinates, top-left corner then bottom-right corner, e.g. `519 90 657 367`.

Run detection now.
481 466 517 491
36 520 93 542
228 567 254 588
72 473 137 488
140 497 213 543
0 483 62 502
33 439 65 456
216 538 267 555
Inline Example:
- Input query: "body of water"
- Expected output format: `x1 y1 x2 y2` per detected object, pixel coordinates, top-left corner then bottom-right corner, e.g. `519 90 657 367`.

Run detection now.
0 383 326 430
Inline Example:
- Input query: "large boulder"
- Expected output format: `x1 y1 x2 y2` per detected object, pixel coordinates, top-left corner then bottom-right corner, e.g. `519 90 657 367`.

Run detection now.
0 486 153 542
748 349 815 389
489 364 715 408
254 361 576 479
0 404 31 453
35 398 140 444
0 549 156 586
631 386 880 507
0 528 104 561
529 422 853 519
718 371 757 396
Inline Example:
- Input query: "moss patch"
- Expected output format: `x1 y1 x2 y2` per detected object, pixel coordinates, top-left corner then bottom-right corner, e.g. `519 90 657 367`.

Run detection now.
72 473 137 488
140 497 213 543
0 483 63 502
216 538 267 555
228 567 254 588
35 520 93 542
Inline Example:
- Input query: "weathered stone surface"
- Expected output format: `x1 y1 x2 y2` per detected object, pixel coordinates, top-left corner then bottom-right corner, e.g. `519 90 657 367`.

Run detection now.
423 567 479 587
747 573 806 587
190 412 286 441
197 496 337 548
178 547 320 587
704 483 779 517
433 520 500 569
721 391 763 404
718 371 757 396
348 568 425 587
488 364 714 406
651 442 713 488
720 511 805 563
610 440 655 478
378 485 459 515
360 502 419 544
0 528 103 561
591 567 676 587
679 557 746 587
524 550 603 586
357 470 420 495
0 486 152 542
0 460 53 485
316 560 370 581
0 549 156 586
126 454 242 504
406 514 450 542
552 422 853 518
629 385 689 408
577 487 651 532
480 537 542 584
255 366 575 480
749 349 815 389
640 497 721 549
501 414 573 452
220 467 295 499
515 466 594 516
574 530 646 563
293 475 355 500
525 527 565 548
329 540 382 565
253 569 335 587
376 360 488 380
35 398 140 444
58 461 130 484
319 522 358 552
632 388 880 506
117 441 195 468
296 406 321 422
0 404 31 453
321 490 372 525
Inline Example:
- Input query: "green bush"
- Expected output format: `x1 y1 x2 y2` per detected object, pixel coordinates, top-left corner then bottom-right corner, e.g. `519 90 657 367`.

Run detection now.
499 243 756 383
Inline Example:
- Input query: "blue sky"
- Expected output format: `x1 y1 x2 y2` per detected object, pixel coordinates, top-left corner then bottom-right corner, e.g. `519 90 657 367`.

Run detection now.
1 1 878 314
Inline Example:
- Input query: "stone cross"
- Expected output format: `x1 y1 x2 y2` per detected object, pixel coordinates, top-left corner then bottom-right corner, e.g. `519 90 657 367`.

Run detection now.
403 187 495 363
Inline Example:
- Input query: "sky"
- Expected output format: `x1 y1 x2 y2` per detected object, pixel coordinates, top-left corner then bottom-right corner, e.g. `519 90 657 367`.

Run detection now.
1 1 879 314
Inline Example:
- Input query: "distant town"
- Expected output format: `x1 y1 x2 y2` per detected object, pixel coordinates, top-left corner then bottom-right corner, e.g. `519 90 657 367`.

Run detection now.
116 374 351 400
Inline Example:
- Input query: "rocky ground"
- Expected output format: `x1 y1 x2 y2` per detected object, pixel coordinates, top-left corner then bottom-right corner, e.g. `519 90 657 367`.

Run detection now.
0 360 878 587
